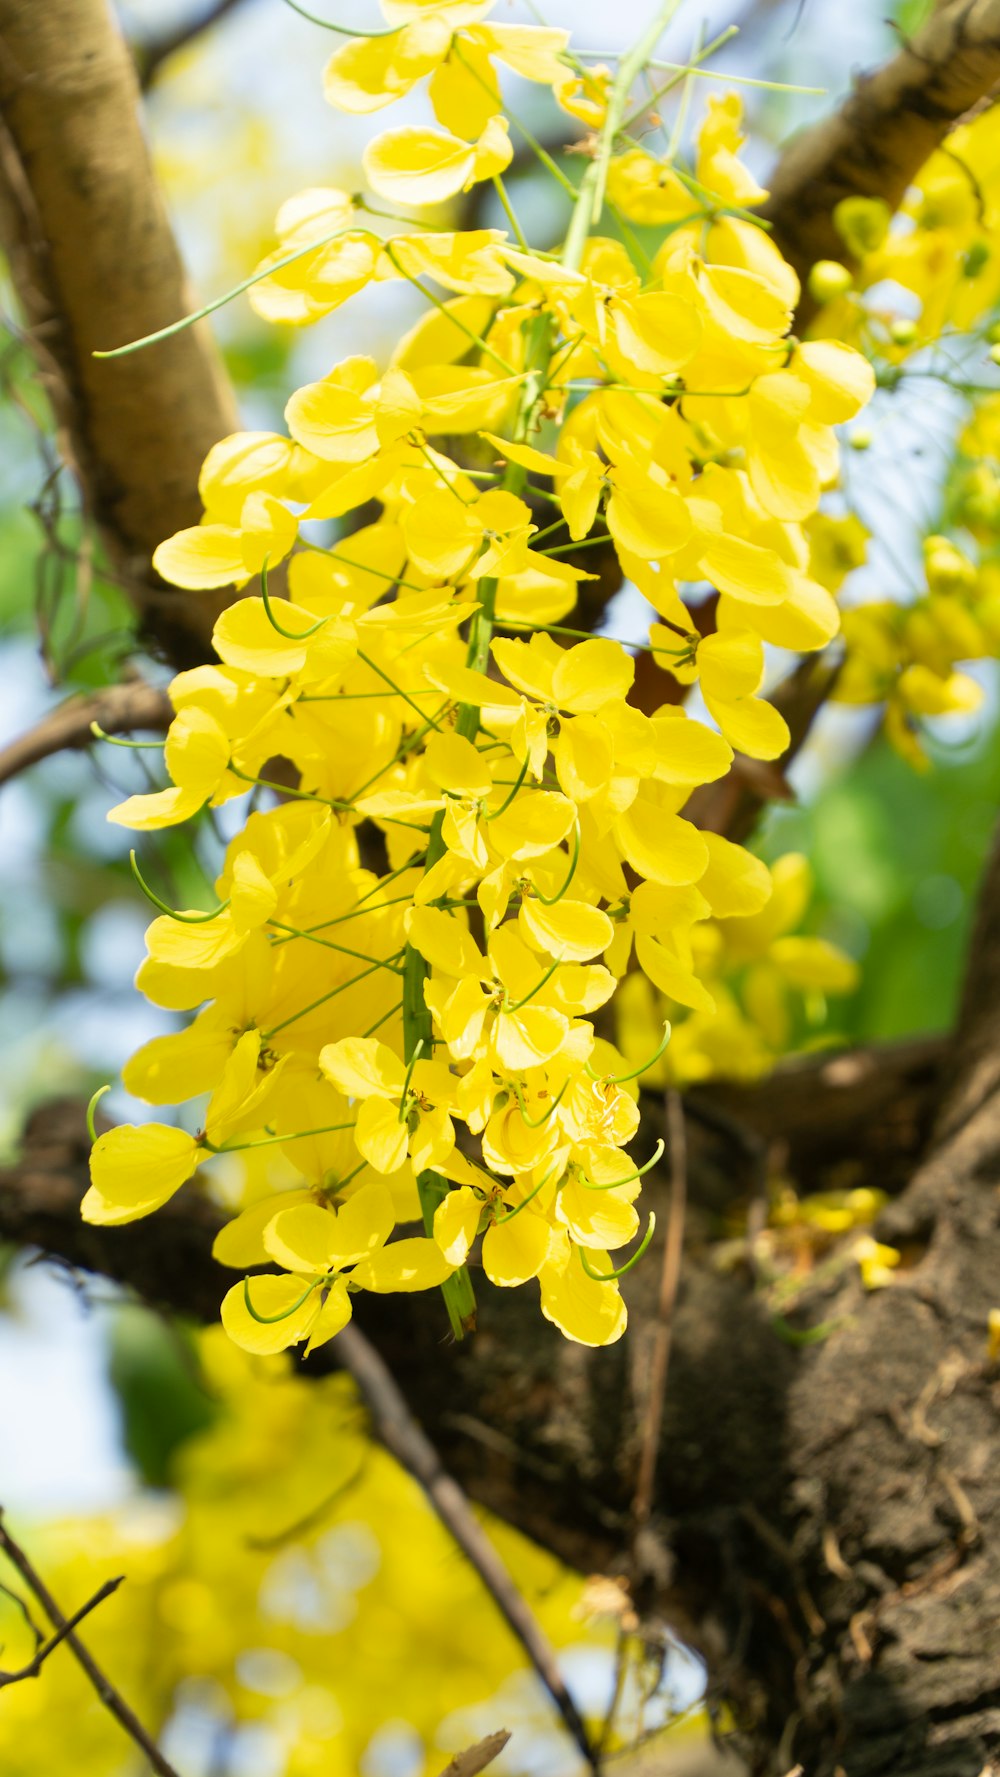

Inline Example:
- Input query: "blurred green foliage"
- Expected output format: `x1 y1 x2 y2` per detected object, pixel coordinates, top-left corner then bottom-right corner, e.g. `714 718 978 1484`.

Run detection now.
762 719 1000 1042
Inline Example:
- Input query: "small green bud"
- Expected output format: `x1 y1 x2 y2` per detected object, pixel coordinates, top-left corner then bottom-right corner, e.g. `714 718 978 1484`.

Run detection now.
889 317 918 347
989 342 1000 367
849 429 873 452
807 259 853 304
964 240 991 280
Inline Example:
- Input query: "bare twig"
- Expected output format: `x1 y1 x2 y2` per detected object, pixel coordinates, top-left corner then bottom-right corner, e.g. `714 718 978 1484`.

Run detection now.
137 0 252 89
0 1512 180 1777
0 1575 123 1686
331 1324 600 1774
631 1089 687 1537
0 681 171 790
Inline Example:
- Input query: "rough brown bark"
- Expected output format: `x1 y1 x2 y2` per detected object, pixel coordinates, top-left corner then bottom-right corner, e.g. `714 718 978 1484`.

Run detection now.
764 0 1000 311
0 0 241 667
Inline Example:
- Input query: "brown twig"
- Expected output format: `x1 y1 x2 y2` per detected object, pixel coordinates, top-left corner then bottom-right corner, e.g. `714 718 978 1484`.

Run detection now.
331 1324 600 1774
631 1089 687 1537
0 1511 181 1777
0 1575 123 1686
136 0 252 89
0 681 172 790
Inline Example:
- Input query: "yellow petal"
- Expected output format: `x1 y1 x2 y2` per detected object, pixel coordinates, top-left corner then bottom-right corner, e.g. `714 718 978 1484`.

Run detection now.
551 638 634 712
616 794 708 887
319 1036 405 1099
650 709 733 786
356 1097 410 1175
611 292 701 375
433 1185 481 1265
706 690 790 761
519 896 613 961
482 1210 549 1286
304 1277 353 1353
794 340 875 425
212 1190 313 1268
165 706 230 795
607 477 692 560
106 785 207 831
82 1124 200 1225
538 1243 627 1346
152 524 246 591
221 1274 320 1355
229 849 278 934
323 16 450 114
698 831 772 917
406 906 485 978
351 1237 455 1291
363 126 476 206
212 597 314 677
122 1009 233 1104
635 932 716 1012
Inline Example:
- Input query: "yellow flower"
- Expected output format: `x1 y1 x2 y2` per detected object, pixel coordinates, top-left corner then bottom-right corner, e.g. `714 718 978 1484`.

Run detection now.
83 1032 286 1225
363 116 512 206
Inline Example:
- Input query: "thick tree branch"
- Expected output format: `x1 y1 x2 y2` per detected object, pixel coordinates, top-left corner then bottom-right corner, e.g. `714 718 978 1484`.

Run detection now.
0 0 241 668
0 681 171 789
0 1040 945 1333
764 0 1000 304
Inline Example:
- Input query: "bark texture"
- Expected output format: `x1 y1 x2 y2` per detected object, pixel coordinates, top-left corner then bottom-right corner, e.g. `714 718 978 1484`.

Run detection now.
0 0 241 666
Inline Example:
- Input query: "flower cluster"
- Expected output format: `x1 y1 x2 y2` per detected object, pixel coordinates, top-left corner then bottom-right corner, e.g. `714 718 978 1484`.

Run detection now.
804 103 1000 763
87 0 876 1349
614 851 859 1088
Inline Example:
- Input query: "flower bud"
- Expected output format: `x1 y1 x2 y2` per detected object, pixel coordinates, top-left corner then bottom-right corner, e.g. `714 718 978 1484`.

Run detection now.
807 259 853 304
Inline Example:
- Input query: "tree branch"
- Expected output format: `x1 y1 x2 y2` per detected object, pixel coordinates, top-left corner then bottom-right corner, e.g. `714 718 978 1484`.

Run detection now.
764 0 1000 305
0 681 171 789
332 1323 598 1774
0 1575 123 1687
134 0 251 90
0 0 241 669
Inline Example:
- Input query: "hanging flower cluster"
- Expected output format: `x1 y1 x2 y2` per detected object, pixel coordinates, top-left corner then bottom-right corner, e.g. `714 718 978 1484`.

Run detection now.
615 851 859 1088
804 103 1000 764
85 0 878 1350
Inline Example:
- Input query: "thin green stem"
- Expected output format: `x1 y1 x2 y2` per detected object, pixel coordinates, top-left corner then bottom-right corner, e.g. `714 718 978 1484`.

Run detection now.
578 1212 656 1281
492 176 530 252
269 920 405 974
130 850 229 924
242 1277 321 1326
578 1139 665 1190
281 0 395 35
